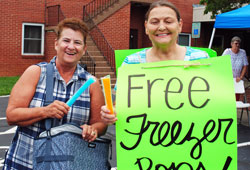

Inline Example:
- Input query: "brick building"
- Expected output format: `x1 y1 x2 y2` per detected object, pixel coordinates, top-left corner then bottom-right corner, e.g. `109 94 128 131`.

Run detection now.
0 0 200 77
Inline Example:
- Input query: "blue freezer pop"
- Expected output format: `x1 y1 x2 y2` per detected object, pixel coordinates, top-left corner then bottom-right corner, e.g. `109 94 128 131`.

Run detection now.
66 77 95 107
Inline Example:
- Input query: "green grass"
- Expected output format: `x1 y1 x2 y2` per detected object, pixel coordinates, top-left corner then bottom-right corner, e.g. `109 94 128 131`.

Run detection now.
0 76 20 96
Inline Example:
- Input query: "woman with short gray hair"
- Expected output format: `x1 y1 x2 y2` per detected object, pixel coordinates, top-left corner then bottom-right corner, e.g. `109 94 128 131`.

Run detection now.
222 36 248 100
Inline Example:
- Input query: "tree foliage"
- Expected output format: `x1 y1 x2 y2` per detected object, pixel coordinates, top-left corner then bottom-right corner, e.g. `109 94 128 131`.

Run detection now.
200 0 250 18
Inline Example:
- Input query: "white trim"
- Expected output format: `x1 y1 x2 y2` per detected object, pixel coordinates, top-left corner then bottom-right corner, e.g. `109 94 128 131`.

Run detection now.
0 146 9 149
0 126 17 135
0 117 6 120
0 159 5 167
0 95 9 98
237 141 250 147
21 23 44 55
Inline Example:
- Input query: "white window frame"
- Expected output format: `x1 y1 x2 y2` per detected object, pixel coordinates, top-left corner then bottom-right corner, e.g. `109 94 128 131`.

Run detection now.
178 33 191 46
22 23 44 55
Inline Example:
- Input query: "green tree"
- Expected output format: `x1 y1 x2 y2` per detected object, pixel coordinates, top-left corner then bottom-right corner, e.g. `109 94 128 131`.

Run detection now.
200 0 250 18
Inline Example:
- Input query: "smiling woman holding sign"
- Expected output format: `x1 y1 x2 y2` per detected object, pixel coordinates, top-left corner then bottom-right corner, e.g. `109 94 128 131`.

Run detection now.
101 0 209 124
3 18 107 170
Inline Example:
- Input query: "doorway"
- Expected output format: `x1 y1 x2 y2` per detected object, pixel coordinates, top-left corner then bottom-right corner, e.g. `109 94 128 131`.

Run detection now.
129 29 138 49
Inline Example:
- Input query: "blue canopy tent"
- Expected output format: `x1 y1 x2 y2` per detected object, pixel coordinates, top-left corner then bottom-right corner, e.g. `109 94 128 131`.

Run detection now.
208 4 250 48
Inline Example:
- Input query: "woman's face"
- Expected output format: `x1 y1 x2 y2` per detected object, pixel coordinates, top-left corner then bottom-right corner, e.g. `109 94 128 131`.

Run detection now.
145 6 182 47
231 41 240 52
55 28 86 66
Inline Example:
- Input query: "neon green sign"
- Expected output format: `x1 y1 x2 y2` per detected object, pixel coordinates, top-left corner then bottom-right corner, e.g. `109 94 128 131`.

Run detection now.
116 55 237 170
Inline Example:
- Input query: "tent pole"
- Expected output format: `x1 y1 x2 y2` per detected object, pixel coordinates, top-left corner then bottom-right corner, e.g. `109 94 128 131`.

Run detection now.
208 28 216 49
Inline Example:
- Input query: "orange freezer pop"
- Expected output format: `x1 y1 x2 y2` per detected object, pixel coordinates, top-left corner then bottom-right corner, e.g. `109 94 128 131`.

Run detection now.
102 77 114 114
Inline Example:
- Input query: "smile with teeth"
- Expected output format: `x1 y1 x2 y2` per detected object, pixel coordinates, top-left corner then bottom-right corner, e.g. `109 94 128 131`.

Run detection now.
156 33 169 37
66 51 77 55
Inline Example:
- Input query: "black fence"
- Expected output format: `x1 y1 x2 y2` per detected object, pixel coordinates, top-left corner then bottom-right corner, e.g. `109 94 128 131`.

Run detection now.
83 0 118 22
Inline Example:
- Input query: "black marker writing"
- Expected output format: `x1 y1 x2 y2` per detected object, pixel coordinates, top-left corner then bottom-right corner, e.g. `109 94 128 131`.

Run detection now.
120 113 235 159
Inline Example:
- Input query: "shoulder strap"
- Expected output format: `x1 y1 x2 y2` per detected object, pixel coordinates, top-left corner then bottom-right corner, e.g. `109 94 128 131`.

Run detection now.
45 63 54 106
44 63 54 131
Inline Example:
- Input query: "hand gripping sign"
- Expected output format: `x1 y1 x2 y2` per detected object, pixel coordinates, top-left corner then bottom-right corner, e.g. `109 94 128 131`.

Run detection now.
116 55 237 170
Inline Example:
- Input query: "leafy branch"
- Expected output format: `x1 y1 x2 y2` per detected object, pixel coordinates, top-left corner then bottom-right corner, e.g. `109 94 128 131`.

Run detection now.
199 0 250 18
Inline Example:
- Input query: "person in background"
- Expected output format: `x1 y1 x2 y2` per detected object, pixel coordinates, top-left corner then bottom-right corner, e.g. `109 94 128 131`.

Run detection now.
100 0 209 125
3 18 107 170
222 36 248 100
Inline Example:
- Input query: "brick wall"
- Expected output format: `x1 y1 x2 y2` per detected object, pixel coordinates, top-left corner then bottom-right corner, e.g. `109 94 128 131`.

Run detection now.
0 0 92 76
44 31 57 62
46 0 92 19
0 0 200 76
98 3 131 50
171 0 196 33
0 0 46 76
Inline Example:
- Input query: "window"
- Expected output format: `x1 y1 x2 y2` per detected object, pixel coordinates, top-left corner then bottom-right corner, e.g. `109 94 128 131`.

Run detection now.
178 33 191 46
22 23 44 55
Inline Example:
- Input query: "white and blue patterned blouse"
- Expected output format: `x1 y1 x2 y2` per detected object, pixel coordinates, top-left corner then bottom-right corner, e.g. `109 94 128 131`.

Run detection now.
121 47 208 65
222 48 248 78
114 47 209 90
3 56 93 170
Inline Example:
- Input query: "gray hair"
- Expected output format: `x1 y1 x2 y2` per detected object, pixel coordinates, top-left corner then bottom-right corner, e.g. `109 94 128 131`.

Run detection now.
231 36 241 43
